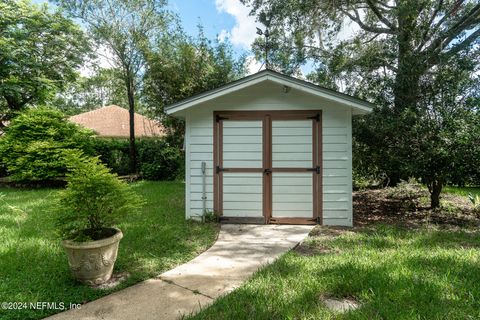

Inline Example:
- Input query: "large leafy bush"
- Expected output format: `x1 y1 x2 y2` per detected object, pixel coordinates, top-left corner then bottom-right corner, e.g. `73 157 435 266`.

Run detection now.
92 138 131 176
92 138 183 180
55 150 143 241
137 139 183 180
0 107 94 182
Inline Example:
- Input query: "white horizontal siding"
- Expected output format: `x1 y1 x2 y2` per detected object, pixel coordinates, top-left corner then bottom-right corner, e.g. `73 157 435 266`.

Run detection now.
272 144 312 153
269 135 310 144
323 176 349 186
324 135 348 144
223 144 262 152
223 185 263 193
190 127 211 136
191 200 214 209
272 173 312 218
223 128 262 136
190 152 213 161
323 160 348 169
190 135 213 144
190 144 213 153
187 112 214 218
273 185 312 194
272 161 312 167
222 209 262 217
324 144 347 152
272 193 312 202
223 120 262 169
272 120 312 169
191 185 213 193
274 210 313 218
322 108 352 226
223 135 263 145
223 121 261 128
224 193 262 202
222 172 263 217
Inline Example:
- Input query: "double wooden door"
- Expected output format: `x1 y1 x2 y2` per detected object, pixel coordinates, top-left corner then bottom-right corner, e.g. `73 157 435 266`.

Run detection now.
213 111 322 224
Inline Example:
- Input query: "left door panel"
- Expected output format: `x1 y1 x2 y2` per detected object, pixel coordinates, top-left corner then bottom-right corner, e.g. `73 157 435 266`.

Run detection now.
218 120 264 218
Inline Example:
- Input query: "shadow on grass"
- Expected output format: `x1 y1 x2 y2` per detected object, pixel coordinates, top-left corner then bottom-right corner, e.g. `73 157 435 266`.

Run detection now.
189 226 480 320
0 182 218 320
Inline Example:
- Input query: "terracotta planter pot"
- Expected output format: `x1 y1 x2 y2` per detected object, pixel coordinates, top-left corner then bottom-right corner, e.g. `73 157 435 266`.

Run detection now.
62 228 123 285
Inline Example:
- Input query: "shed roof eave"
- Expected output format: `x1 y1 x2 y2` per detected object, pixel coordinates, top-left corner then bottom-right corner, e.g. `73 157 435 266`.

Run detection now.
165 70 374 115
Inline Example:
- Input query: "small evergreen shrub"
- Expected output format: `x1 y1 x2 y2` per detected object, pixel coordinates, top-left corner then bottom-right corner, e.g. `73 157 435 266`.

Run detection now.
55 150 143 241
0 107 94 182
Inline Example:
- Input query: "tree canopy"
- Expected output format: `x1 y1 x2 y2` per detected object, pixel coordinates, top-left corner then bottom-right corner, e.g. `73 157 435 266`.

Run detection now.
54 68 128 116
0 0 90 127
54 0 170 173
142 27 247 144
243 0 480 207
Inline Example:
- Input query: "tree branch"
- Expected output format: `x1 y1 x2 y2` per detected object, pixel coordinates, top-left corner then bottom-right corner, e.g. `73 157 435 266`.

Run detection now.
376 1 397 10
417 0 444 51
363 33 382 44
441 27 480 60
340 8 395 34
366 0 396 31
425 3 480 56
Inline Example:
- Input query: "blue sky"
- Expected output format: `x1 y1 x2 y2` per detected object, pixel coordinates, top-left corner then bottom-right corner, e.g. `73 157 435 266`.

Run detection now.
32 0 261 73
169 0 236 41
34 0 261 71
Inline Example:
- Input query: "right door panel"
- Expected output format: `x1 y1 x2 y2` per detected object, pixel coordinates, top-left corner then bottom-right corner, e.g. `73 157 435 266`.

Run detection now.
271 119 316 220
272 172 313 217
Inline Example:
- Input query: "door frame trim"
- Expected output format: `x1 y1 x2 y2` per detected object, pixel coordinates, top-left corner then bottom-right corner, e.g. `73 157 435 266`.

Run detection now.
213 110 323 225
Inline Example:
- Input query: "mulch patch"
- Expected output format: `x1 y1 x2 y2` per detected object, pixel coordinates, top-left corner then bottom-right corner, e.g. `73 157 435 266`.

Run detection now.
353 188 479 229
295 186 480 256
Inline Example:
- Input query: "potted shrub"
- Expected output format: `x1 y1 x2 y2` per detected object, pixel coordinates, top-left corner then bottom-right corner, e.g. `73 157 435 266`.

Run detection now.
55 151 143 285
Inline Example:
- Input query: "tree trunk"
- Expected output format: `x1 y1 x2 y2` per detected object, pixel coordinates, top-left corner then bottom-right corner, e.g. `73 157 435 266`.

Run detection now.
126 77 137 174
385 171 401 187
428 179 443 209
393 6 424 114
393 69 421 112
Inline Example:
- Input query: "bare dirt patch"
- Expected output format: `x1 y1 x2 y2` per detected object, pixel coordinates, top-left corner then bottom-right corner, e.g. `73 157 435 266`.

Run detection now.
295 185 480 256
353 186 480 229
309 226 353 238
294 243 340 256
91 272 130 290
321 296 361 313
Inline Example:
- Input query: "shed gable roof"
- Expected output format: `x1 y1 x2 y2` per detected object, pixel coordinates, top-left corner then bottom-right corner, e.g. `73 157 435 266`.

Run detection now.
165 69 374 115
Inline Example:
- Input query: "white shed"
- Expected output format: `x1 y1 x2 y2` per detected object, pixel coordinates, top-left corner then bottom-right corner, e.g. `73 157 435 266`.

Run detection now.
166 70 373 226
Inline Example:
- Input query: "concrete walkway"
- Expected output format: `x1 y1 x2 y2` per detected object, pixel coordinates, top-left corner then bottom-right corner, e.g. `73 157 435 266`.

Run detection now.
47 224 313 320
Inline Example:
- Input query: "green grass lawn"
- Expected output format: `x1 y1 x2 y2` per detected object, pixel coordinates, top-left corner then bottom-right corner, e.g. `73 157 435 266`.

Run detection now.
443 186 480 198
0 181 218 320
189 225 480 320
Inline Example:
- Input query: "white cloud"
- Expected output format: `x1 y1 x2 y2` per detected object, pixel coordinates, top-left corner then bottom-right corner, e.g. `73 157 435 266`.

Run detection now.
215 0 261 49
337 16 361 42
217 29 230 43
78 44 115 77
245 55 263 74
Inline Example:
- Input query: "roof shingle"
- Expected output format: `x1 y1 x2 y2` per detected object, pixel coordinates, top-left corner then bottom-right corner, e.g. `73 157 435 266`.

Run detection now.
69 105 165 138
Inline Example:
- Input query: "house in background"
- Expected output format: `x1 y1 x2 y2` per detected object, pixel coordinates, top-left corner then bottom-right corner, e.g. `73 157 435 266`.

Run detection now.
166 70 373 226
69 105 165 138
